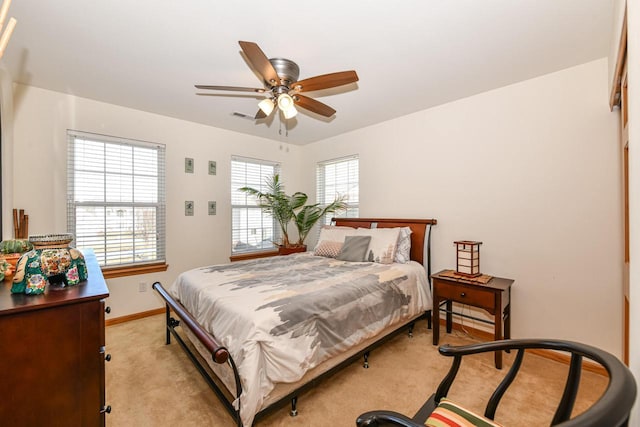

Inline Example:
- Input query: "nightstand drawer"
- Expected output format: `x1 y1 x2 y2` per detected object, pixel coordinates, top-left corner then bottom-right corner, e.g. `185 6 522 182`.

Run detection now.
434 281 495 310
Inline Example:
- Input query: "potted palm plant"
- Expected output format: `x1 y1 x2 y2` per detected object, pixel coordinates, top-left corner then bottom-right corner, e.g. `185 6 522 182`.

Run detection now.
239 174 347 254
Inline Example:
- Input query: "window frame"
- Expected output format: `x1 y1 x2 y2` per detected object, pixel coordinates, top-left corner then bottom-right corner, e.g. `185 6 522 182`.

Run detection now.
230 156 281 257
316 155 359 226
67 130 167 277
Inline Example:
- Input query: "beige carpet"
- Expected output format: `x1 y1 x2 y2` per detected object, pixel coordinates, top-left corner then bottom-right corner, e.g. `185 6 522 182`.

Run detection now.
105 315 607 426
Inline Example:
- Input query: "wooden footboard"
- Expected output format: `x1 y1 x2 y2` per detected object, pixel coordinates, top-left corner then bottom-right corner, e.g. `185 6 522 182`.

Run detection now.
152 282 244 427
153 283 229 363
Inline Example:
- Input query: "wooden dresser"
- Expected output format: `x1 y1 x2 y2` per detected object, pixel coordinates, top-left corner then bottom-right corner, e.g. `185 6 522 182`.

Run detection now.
0 249 110 426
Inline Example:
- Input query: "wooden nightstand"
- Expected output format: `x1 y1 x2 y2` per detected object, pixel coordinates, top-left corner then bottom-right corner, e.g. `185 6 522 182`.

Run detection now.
431 270 514 369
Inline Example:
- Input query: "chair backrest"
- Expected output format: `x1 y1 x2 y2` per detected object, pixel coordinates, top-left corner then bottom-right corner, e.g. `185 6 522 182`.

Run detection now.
435 339 637 426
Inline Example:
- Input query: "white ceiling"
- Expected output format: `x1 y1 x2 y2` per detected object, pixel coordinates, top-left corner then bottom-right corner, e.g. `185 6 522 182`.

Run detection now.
3 0 613 145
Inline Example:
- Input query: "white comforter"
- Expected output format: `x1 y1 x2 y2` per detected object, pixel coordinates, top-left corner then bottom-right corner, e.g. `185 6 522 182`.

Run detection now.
170 253 431 426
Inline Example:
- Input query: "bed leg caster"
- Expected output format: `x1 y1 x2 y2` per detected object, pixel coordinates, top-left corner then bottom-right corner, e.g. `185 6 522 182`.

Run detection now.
290 397 298 417
363 351 369 369
408 323 414 338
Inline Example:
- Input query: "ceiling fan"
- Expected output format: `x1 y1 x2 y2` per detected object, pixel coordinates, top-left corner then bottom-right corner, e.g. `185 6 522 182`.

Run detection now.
195 41 359 120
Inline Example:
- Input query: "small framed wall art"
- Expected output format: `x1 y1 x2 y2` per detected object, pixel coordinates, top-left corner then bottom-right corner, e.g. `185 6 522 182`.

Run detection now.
208 201 217 215
208 161 217 175
185 158 194 173
185 201 194 216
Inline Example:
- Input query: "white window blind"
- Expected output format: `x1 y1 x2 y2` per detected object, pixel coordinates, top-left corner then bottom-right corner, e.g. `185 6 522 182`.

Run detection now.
67 130 166 267
317 155 359 225
231 156 280 254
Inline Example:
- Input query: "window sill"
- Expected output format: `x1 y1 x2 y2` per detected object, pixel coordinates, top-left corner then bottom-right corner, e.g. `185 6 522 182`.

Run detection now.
229 250 279 262
101 262 168 279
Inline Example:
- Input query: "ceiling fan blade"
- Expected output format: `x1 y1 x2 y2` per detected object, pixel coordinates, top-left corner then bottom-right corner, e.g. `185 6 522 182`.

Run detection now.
255 109 267 120
238 41 279 87
195 85 266 93
294 94 336 117
292 70 359 93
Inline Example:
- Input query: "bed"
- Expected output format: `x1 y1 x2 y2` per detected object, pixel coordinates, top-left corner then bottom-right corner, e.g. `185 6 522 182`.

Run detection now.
153 217 436 426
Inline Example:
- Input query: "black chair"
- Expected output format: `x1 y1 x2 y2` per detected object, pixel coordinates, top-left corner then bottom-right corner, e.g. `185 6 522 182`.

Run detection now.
356 339 636 427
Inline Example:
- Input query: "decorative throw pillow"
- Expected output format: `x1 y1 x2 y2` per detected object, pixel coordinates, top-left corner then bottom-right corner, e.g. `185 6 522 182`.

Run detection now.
355 227 401 264
394 227 412 263
336 236 371 262
314 240 343 258
314 226 356 251
425 398 503 427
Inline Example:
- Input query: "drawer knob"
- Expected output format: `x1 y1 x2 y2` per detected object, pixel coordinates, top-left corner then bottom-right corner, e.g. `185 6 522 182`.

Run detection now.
105 306 111 314
105 354 111 362
460 292 466 297
100 405 112 414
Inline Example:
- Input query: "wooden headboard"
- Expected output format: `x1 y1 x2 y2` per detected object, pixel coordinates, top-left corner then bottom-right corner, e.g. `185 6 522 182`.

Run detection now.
331 217 437 266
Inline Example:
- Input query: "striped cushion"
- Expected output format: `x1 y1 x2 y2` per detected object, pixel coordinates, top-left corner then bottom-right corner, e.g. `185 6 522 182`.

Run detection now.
425 399 502 427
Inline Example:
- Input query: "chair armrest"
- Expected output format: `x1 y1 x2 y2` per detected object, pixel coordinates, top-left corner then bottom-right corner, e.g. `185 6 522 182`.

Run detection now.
436 339 637 427
437 339 603 359
356 410 423 427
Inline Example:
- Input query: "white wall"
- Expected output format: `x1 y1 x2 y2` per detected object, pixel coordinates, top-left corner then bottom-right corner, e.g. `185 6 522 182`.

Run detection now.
624 0 640 424
10 84 303 319
302 59 623 356
7 58 623 357
0 64 14 241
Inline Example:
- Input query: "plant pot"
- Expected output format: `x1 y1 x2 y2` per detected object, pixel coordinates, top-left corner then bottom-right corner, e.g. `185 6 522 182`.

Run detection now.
0 252 21 281
278 245 307 256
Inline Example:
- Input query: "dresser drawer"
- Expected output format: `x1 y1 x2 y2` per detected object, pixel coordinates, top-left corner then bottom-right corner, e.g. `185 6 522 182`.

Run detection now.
434 280 495 310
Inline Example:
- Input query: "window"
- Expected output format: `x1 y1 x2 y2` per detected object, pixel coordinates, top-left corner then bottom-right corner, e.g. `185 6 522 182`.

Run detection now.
67 130 166 270
231 156 280 254
317 155 359 225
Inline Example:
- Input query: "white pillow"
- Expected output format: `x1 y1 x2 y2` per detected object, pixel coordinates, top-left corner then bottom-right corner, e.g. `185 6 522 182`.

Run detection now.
355 227 401 264
394 227 412 263
314 225 356 250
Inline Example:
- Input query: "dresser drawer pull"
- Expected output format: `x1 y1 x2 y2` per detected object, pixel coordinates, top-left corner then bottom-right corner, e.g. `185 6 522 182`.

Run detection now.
105 306 111 314
105 354 111 362
460 292 466 297
100 405 111 414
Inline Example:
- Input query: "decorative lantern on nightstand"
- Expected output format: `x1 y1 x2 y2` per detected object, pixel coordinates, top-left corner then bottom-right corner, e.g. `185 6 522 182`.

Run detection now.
455 240 482 277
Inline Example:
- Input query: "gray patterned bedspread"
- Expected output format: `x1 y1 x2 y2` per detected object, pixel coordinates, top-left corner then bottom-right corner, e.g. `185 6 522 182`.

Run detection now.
170 253 431 426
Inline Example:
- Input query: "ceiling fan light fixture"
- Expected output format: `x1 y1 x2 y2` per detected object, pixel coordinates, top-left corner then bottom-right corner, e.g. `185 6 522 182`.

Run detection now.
258 98 275 116
283 104 297 119
277 93 297 119
277 93 294 111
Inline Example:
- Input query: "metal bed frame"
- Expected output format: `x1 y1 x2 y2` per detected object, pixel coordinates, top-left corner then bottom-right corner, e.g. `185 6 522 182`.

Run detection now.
153 217 436 426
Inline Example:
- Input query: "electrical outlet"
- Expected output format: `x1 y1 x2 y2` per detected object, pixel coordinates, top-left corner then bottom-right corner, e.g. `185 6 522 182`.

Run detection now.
138 282 147 292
